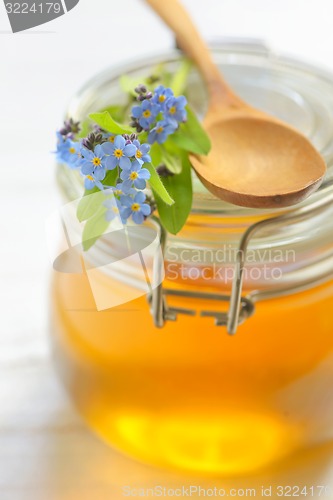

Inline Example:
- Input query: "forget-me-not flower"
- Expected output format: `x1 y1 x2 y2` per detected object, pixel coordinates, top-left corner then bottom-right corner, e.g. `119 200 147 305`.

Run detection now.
152 85 174 108
132 140 151 165
165 95 188 124
103 133 116 144
104 198 124 222
148 120 177 145
120 160 151 191
110 182 136 196
120 191 151 225
84 174 104 191
56 133 82 169
102 135 136 170
80 144 107 180
131 100 160 130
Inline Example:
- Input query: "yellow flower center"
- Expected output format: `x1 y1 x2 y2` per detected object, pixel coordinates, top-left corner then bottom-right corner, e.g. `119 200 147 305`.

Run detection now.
169 106 177 115
112 207 119 214
143 109 151 118
114 149 123 158
129 172 139 180
69 147 76 154
158 95 166 103
131 203 140 212
109 136 115 143
92 157 101 166
156 126 164 134
136 150 143 159
86 175 94 181
114 189 122 196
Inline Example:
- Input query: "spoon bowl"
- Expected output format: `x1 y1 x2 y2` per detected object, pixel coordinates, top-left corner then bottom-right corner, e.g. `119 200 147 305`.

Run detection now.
145 0 326 208
192 111 325 208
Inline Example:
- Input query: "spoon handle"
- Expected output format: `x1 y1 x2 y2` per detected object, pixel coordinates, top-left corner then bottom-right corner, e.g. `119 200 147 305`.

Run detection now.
145 0 243 108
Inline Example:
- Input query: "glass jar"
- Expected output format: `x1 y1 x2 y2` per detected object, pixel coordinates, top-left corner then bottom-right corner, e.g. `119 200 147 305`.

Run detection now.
50 40 333 476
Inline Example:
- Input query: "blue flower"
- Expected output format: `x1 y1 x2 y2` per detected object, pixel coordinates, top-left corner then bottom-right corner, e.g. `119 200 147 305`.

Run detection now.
104 198 123 222
56 133 82 169
120 191 151 225
103 133 116 145
56 132 66 153
102 135 136 170
84 174 104 191
120 160 150 191
131 100 160 130
132 140 151 165
152 85 174 109
80 144 107 181
165 95 187 124
111 182 136 196
148 120 177 144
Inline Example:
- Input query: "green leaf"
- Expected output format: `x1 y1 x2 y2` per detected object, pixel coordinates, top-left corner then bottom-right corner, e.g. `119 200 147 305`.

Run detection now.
77 189 105 223
150 143 162 166
77 106 125 140
139 131 148 144
160 145 182 174
82 206 110 251
89 111 133 135
146 163 174 206
103 104 127 123
77 169 118 223
154 153 192 234
170 106 211 155
169 58 192 95
103 168 119 189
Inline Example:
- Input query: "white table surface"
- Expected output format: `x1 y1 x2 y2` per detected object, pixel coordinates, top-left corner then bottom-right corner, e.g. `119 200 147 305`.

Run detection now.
2 1 333 498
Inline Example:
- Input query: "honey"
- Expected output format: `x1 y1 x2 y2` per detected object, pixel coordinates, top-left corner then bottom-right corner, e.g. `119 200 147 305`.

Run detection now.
51 264 333 475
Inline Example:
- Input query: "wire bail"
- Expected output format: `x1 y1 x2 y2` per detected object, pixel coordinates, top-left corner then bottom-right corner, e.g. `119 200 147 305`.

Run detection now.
149 191 333 334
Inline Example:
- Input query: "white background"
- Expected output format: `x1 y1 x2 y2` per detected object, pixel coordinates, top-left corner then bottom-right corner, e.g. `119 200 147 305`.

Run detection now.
1 1 333 498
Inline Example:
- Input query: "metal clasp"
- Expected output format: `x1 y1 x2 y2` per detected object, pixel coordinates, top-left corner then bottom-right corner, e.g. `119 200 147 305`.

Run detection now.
149 191 333 335
148 216 256 334
148 288 255 329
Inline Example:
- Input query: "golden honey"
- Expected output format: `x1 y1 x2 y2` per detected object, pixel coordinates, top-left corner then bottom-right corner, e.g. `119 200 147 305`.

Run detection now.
51 262 333 475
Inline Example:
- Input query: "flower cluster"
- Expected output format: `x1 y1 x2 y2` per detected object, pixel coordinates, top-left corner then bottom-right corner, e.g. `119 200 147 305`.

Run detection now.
56 130 152 225
55 85 189 229
131 85 187 144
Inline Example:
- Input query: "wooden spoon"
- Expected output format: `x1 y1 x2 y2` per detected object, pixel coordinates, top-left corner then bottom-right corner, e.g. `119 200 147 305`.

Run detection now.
145 0 326 208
